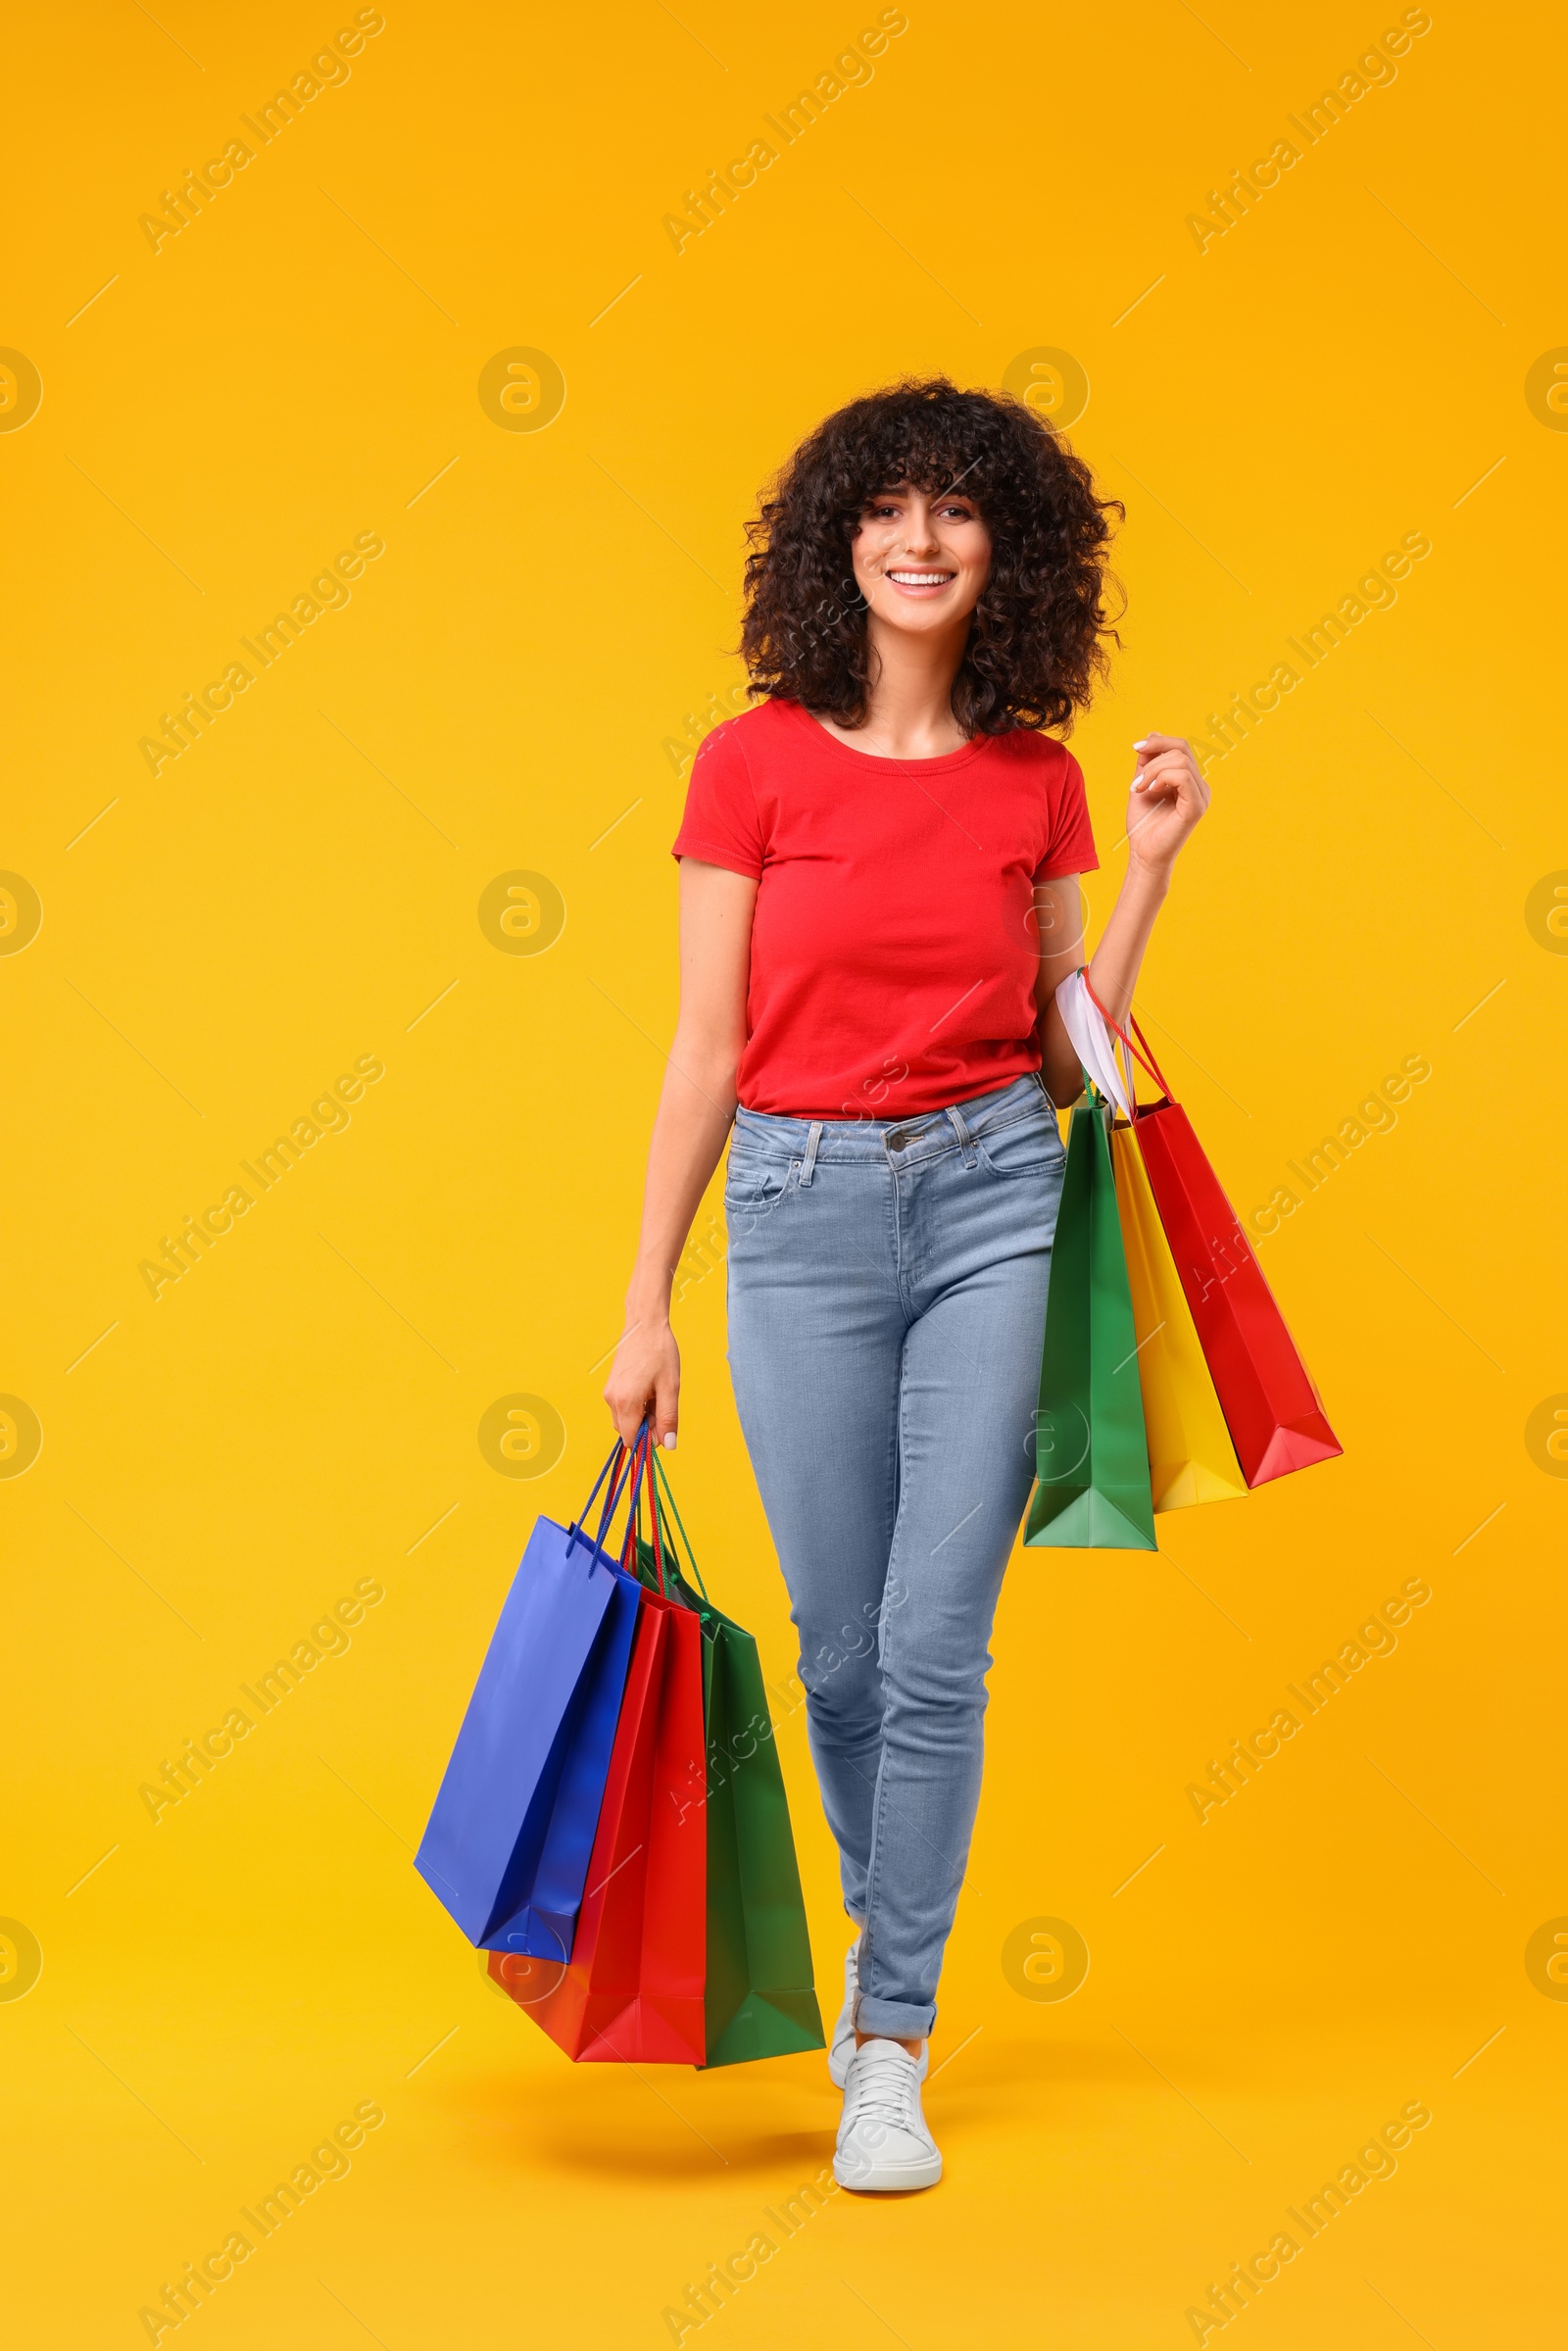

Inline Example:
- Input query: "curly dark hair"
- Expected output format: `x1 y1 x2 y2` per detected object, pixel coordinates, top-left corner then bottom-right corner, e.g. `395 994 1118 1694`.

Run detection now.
739 376 1122 737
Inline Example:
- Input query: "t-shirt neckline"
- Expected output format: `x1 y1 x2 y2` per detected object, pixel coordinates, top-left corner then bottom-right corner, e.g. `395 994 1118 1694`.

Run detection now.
787 698 992 776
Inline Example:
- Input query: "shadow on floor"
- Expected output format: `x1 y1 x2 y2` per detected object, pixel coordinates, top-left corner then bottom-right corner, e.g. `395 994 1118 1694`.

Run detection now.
425 2028 1160 2181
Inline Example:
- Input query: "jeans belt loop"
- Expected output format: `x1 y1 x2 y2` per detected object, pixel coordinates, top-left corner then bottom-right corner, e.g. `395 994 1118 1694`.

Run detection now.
945 1102 979 1170
800 1120 823 1187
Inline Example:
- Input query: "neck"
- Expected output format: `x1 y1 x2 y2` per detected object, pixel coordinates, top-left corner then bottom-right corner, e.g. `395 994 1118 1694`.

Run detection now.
857 613 971 756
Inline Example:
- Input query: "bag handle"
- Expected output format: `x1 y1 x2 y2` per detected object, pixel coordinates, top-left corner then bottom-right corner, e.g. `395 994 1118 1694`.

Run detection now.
1127 1012 1172 1102
576 1436 623 1535
570 1420 650 1560
567 1435 628 1558
1054 968 1130 1114
578 1431 709 1609
617 1429 648 1566
616 1428 671 1596
598 1428 650 1553
643 1446 669 1597
651 1448 710 1601
1078 969 1174 1106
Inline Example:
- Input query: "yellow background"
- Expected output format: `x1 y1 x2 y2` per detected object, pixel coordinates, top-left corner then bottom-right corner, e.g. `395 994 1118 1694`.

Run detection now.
5 0 1564 2342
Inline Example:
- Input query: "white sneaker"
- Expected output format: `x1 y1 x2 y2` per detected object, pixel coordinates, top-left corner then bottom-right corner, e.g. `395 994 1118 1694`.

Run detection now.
834 2038 942 2192
828 1937 928 2088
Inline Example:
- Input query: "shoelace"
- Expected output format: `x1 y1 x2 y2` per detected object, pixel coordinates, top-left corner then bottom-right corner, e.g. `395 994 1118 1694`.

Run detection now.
845 2041 923 2132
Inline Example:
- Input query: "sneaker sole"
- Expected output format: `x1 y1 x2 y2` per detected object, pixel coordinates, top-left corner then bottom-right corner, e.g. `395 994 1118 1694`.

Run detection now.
833 2149 943 2192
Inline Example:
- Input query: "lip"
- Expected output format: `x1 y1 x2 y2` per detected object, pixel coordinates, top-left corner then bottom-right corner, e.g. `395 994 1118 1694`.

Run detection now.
883 567 956 598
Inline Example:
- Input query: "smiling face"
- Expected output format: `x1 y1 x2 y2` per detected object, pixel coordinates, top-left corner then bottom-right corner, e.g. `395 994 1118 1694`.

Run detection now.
849 479 993 641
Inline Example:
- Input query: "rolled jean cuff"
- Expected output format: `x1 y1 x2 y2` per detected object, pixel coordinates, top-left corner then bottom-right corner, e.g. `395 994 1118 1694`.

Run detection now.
855 1994 935 2039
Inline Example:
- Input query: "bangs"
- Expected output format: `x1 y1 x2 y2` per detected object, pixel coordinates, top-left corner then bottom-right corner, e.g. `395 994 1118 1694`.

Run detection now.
839 386 1003 511
858 433 988 506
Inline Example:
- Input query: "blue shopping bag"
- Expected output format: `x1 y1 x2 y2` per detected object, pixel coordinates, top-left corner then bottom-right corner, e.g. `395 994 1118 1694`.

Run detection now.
416 1438 648 1956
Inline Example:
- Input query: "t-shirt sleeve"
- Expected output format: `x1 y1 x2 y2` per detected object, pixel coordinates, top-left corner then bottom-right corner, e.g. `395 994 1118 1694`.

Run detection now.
1036 749 1100 879
670 722 765 879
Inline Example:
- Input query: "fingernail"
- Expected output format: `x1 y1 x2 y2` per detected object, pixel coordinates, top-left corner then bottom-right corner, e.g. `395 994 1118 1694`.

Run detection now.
662 1432 677 1449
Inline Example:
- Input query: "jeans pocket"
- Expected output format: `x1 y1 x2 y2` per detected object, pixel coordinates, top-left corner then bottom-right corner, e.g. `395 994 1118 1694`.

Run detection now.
724 1155 796 1230
975 1110 1064 1179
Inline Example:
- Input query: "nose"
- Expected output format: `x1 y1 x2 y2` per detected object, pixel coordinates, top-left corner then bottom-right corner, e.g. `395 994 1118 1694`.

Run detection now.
898 499 941 557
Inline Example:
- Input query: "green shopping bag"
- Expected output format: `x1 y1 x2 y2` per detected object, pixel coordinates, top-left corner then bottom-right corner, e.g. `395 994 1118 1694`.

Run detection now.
635 1457 825 2067
1025 1089 1157 1551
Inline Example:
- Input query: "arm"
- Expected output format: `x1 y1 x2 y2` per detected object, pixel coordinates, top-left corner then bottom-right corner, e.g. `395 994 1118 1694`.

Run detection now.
1033 732 1209 1103
603 857 758 1447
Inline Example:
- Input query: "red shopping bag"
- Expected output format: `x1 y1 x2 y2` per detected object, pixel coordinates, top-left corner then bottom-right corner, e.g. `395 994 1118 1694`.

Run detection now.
1124 1017 1342 1490
495 1451 707 2063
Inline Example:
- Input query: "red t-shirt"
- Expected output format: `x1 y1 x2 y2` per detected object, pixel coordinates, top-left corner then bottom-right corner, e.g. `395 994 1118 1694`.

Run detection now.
671 697 1099 1119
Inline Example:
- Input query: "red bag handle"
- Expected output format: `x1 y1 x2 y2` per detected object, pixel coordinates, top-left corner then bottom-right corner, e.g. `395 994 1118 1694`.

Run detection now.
643 1446 668 1597
618 1429 668 1596
1080 970 1173 1105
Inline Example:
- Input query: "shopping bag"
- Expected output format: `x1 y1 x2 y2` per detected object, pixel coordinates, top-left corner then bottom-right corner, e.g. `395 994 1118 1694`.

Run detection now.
1125 1017 1342 1489
486 1562 641 1960
511 1455 708 2064
1110 1124 1247 1512
416 1440 644 1956
1025 1091 1157 1551
643 1455 824 2068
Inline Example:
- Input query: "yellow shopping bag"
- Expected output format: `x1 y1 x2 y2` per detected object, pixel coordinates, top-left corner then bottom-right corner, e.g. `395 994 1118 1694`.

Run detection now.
1110 1124 1247 1512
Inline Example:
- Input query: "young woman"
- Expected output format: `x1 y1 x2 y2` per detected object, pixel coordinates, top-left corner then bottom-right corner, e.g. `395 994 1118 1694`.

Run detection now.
605 378 1207 2191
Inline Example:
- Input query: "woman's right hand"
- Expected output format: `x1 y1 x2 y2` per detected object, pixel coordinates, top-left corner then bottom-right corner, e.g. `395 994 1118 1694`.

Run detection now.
603 1311 681 1450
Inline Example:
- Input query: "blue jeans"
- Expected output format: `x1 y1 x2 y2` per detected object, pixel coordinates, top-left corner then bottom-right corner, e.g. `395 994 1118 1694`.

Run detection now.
724 1073 1066 2040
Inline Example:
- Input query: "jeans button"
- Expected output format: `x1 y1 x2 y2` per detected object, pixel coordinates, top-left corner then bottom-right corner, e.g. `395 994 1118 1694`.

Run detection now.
888 1132 907 1151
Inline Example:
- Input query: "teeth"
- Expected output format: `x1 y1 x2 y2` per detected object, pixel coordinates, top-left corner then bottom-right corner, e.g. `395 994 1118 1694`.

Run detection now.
889 571 950 584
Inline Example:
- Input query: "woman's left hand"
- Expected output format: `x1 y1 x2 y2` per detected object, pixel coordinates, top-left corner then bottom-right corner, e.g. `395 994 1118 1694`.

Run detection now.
1126 733 1209 876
